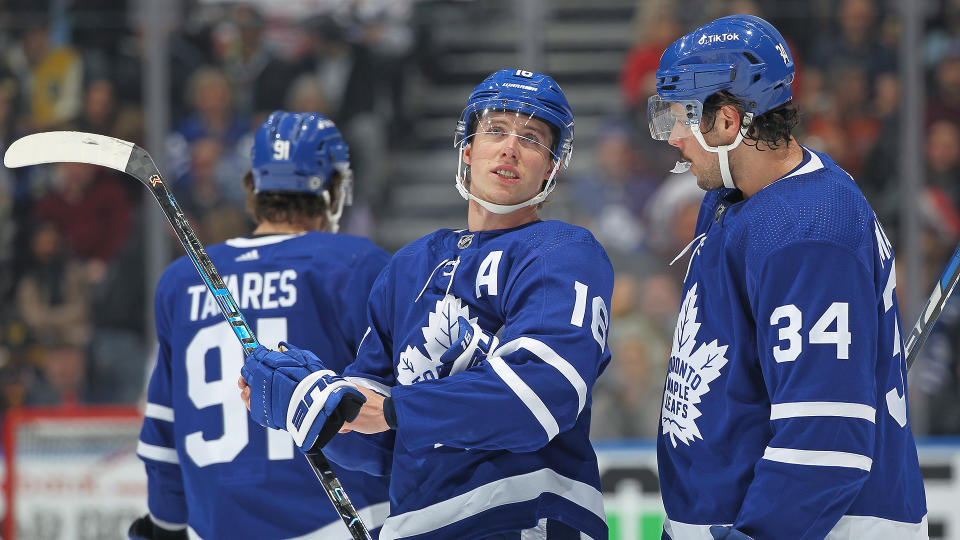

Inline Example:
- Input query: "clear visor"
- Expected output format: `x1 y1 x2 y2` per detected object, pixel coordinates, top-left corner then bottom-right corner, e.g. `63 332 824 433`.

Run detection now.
647 96 703 141
459 108 559 162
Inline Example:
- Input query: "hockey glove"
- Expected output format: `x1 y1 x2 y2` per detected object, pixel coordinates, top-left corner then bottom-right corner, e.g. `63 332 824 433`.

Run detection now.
241 342 366 453
709 526 754 540
127 514 187 540
437 316 498 378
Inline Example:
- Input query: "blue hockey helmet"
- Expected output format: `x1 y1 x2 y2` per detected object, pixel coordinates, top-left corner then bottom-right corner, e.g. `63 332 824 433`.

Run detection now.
251 111 353 231
649 14 794 141
648 15 795 189
454 69 575 214
252 110 350 195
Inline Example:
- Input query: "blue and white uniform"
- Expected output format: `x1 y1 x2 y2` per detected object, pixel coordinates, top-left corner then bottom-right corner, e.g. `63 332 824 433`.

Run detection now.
138 232 392 539
328 220 613 539
657 148 928 539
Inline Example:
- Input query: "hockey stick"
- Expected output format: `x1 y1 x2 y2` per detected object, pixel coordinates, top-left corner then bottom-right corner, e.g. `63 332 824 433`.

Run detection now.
905 242 960 369
4 131 373 540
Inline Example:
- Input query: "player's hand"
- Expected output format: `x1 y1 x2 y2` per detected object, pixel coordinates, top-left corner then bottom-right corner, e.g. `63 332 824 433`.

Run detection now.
128 514 187 540
709 526 754 540
240 343 366 453
238 375 251 410
437 316 498 377
340 386 390 434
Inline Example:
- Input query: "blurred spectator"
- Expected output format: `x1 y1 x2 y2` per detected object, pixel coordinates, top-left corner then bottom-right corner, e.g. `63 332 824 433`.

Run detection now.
166 66 251 186
569 122 663 253
73 77 118 135
925 0 960 67
178 137 235 215
642 172 705 270
212 5 298 118
24 342 87 407
33 162 133 264
591 320 668 440
14 221 92 349
295 14 352 116
339 0 415 141
808 0 896 90
926 120 960 207
5 18 84 130
285 74 330 117
914 301 960 435
620 1 681 110
927 50 960 129
86 212 149 405
805 63 881 176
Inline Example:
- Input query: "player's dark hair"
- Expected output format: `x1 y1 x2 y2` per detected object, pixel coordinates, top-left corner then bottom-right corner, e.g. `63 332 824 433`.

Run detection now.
242 171 340 227
700 90 799 150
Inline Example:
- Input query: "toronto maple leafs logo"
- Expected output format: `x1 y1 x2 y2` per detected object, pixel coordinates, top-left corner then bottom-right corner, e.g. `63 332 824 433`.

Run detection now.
662 282 730 447
397 294 478 385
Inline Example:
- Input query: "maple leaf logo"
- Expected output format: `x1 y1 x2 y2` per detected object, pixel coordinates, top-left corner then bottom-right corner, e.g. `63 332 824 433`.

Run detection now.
396 294 477 385
662 282 730 447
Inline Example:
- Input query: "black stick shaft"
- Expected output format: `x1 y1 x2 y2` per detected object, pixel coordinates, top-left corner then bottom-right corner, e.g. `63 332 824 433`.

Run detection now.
905 242 960 370
127 146 373 540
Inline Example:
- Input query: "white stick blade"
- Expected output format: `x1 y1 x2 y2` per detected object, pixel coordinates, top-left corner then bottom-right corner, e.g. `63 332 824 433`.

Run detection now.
4 131 135 172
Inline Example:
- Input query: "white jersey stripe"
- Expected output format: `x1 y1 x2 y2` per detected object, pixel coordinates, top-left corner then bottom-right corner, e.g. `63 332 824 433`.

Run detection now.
145 402 175 422
770 402 876 423
663 513 927 540
224 233 302 248
137 440 179 464
783 147 825 179
493 337 588 414
379 468 604 539
489 357 559 441
762 446 872 471
345 376 392 396
149 514 186 531
825 513 927 539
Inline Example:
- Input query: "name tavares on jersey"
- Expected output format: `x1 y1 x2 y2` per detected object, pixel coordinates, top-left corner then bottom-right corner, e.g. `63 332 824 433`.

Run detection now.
187 270 298 322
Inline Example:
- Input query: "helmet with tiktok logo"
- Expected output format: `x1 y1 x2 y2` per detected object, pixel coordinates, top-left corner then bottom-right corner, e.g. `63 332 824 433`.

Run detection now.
648 14 795 188
454 69 575 214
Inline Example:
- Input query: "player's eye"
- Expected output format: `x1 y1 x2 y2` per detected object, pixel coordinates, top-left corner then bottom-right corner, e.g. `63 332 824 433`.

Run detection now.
522 131 545 146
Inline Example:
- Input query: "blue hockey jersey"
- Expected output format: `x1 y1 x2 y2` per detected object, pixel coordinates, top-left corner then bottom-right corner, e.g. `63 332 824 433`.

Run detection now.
137 232 392 539
329 220 613 539
658 148 928 539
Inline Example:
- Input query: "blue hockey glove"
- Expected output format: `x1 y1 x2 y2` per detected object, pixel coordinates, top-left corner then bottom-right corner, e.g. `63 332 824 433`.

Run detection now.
438 316 498 378
128 514 186 540
709 526 754 540
241 342 366 453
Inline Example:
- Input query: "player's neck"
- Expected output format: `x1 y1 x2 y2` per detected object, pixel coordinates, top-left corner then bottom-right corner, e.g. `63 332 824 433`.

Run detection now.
253 218 324 235
467 200 540 232
735 137 805 198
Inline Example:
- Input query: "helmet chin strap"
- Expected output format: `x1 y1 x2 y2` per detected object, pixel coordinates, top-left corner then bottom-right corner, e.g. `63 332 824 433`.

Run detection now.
688 112 754 189
454 145 562 214
322 167 353 233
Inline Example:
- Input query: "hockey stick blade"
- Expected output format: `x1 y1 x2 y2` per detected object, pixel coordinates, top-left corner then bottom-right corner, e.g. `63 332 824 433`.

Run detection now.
3 131 374 540
5 131 135 172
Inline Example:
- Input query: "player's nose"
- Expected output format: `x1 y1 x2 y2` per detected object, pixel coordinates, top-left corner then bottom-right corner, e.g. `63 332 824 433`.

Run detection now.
500 136 519 159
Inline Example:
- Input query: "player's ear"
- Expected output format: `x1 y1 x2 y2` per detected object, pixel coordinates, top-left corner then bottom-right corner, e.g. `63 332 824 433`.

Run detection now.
719 105 742 140
463 142 472 166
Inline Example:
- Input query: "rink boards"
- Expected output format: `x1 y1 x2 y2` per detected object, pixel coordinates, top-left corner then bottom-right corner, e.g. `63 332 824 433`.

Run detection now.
2 439 959 539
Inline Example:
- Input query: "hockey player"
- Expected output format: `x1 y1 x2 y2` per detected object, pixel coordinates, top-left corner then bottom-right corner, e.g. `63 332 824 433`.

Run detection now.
131 111 391 539
646 15 928 539
239 69 613 539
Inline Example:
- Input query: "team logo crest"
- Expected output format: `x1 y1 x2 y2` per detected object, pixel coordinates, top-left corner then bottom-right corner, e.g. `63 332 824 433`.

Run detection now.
662 282 730 447
397 294 477 385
